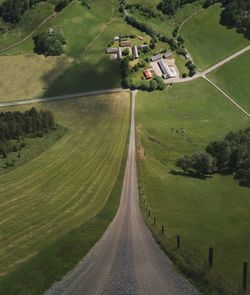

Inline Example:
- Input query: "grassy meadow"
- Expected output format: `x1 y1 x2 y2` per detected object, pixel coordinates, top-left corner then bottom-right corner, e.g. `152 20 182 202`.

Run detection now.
208 50 250 113
135 79 250 294
181 4 250 70
0 92 130 277
0 55 72 101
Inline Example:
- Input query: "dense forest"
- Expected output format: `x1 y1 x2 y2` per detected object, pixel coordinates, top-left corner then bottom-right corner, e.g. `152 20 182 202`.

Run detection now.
157 0 197 16
221 0 250 38
0 0 43 23
0 107 56 158
175 127 250 187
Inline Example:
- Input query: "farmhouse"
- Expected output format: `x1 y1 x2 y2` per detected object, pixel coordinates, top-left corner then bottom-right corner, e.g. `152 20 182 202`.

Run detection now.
120 40 131 47
151 54 163 62
106 47 119 54
132 46 139 59
143 69 152 79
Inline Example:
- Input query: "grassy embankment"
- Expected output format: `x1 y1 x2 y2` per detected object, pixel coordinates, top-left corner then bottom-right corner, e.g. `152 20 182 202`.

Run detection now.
181 4 250 70
0 0 147 101
0 92 130 289
208 50 250 113
135 79 250 294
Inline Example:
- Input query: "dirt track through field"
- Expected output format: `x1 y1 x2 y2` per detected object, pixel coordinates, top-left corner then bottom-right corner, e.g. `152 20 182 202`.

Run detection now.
46 91 200 295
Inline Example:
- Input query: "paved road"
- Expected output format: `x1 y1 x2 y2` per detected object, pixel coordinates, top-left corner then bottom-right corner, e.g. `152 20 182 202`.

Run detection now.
45 91 200 295
0 88 127 108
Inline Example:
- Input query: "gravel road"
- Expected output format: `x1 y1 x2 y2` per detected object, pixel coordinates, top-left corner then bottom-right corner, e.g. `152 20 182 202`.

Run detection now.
45 91 201 295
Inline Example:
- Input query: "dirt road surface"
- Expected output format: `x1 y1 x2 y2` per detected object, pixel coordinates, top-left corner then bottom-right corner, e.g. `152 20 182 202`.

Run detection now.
45 91 200 295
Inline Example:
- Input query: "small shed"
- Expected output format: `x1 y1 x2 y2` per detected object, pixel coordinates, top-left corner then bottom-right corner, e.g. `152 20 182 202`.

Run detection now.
113 36 120 41
163 52 172 59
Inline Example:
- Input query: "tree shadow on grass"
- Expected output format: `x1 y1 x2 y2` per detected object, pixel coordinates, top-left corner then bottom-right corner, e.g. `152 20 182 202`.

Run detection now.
41 55 122 97
170 169 213 180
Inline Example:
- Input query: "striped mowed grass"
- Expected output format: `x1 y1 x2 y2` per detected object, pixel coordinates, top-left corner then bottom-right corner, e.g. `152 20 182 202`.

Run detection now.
0 92 130 276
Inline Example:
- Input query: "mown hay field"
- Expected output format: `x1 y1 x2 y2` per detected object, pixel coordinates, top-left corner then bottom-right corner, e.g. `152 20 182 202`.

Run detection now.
0 55 72 102
0 91 130 276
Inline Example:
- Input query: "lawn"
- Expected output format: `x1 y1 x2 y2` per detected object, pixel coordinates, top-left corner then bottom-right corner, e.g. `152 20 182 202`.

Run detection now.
208 50 250 113
181 4 250 71
0 55 72 102
0 92 130 277
135 79 250 294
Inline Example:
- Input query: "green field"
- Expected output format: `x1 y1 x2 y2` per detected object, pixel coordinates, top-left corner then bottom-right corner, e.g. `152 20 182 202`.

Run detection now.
208 50 250 113
135 79 250 293
181 4 250 70
0 92 130 276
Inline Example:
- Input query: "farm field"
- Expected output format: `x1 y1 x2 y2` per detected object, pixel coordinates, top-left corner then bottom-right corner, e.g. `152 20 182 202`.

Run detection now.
181 4 250 70
0 55 72 102
208 50 250 113
0 92 130 276
135 79 250 293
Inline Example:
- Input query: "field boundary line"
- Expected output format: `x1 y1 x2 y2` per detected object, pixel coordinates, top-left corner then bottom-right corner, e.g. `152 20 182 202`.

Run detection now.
0 88 130 107
178 8 203 34
204 77 250 118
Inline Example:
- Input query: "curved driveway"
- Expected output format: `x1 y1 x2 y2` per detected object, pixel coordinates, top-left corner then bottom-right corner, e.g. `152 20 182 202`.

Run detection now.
45 91 200 295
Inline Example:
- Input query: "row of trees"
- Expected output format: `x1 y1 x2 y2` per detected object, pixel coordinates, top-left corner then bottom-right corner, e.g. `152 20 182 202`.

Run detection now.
175 127 250 187
0 0 42 23
0 107 55 141
33 29 66 56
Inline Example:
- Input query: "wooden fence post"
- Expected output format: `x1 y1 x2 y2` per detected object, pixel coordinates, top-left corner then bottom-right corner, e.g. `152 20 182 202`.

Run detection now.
243 262 248 293
161 225 165 235
208 247 214 268
148 209 151 217
177 235 180 249
153 217 156 225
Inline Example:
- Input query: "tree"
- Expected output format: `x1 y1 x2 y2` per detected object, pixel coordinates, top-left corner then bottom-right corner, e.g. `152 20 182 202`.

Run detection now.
191 152 214 175
122 48 130 56
175 155 192 174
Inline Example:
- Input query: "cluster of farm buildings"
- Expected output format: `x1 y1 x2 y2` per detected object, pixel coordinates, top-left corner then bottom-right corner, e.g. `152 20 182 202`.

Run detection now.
106 36 178 81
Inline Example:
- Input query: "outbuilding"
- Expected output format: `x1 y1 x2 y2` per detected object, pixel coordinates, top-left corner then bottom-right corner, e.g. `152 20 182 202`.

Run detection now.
143 69 152 79
132 46 139 59
120 40 131 47
106 47 119 54
151 54 163 62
